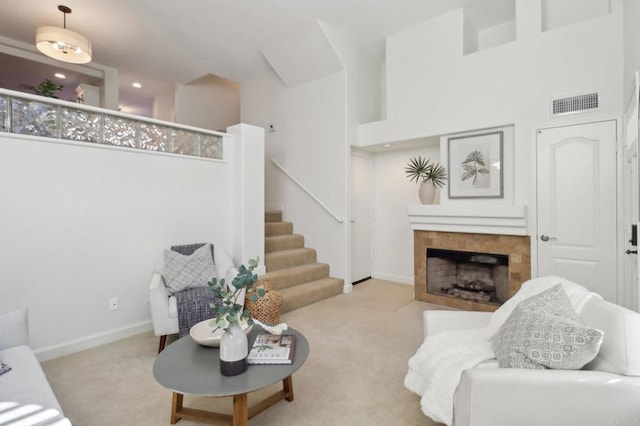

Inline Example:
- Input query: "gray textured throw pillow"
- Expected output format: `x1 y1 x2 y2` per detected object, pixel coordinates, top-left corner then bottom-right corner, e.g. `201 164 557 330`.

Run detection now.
163 243 216 296
491 283 603 370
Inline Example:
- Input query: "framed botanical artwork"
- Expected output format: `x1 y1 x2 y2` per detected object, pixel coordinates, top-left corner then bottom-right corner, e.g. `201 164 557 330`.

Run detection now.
447 131 504 199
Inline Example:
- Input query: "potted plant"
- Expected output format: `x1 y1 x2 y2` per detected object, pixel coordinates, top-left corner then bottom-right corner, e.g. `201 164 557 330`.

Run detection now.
207 256 266 376
405 156 447 204
32 79 63 99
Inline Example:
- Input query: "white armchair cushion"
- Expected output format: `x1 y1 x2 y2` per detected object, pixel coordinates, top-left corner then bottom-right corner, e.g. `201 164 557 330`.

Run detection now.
163 243 216 295
581 297 640 375
454 367 640 426
491 284 603 370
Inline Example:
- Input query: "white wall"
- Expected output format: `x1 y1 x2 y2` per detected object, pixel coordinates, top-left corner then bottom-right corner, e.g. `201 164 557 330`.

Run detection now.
372 144 440 283
241 66 349 284
153 94 175 122
0 125 263 360
623 0 640 101
175 74 241 131
360 0 623 283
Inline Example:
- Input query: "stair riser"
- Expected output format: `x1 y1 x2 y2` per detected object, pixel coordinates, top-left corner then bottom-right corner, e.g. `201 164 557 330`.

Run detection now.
265 222 293 237
262 264 330 290
265 235 304 253
280 280 344 313
266 250 316 272
265 212 283 223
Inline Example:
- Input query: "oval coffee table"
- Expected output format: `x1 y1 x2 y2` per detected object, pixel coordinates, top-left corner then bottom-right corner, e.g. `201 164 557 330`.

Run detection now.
153 326 309 425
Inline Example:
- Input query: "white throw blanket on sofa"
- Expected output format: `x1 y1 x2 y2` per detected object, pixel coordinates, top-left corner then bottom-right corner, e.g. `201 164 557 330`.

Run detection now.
404 328 495 426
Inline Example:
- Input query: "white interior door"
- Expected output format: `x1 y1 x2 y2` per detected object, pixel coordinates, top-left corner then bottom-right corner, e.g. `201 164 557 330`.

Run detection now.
623 139 638 310
537 120 617 302
623 71 639 311
350 152 372 283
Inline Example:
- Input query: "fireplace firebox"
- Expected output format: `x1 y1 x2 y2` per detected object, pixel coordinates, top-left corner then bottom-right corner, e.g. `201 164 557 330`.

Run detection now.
427 248 509 305
413 230 531 312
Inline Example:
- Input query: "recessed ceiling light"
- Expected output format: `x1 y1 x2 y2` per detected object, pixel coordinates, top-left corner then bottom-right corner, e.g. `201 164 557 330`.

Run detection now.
54 72 66 79
383 144 391 148
132 82 142 89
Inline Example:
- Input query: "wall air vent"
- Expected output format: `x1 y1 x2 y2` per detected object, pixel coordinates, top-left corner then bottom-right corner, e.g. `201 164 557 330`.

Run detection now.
551 92 600 116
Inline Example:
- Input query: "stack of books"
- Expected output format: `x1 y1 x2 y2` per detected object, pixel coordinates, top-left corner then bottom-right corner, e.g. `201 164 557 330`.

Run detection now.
247 334 296 365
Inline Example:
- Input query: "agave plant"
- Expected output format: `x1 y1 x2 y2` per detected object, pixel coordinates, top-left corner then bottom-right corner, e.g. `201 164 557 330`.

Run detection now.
405 156 447 188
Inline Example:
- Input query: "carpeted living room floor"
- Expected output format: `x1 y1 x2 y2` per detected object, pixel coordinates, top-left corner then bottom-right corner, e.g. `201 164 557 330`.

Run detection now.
42 279 446 425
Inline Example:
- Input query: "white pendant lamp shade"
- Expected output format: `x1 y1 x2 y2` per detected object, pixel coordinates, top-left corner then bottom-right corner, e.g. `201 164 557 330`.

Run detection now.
36 27 92 64
35 5 92 64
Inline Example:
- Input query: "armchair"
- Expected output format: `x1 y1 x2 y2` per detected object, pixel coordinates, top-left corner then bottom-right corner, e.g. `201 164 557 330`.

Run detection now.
148 243 239 353
417 276 640 426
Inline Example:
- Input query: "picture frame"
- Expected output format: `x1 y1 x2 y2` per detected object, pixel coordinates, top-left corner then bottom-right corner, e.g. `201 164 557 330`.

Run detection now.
447 131 504 199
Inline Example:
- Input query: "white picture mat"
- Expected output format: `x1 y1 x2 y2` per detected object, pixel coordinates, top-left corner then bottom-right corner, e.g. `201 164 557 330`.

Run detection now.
448 131 504 198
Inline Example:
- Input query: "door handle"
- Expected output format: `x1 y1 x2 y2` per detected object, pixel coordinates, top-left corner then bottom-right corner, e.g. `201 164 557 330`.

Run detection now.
626 250 638 255
540 235 557 242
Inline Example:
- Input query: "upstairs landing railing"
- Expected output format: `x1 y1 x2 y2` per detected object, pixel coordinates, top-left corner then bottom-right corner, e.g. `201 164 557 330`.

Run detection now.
0 88 224 160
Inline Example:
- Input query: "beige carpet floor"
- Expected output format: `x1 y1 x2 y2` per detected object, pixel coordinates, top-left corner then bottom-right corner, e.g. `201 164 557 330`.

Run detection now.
42 279 446 425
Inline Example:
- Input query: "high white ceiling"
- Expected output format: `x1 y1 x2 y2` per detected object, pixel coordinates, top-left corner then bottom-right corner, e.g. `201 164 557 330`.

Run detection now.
0 0 479 116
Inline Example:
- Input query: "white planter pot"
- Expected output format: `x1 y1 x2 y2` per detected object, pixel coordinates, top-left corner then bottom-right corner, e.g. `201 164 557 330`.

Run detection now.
219 322 248 376
419 181 438 204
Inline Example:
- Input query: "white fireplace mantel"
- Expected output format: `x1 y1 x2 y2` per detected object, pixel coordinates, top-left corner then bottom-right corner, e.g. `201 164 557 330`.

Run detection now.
408 204 528 236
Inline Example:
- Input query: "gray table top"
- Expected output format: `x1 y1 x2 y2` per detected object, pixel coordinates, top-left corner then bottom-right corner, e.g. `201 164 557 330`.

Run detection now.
153 326 309 397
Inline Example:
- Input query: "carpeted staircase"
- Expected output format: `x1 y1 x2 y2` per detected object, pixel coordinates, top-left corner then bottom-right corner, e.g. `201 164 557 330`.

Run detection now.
261 211 344 313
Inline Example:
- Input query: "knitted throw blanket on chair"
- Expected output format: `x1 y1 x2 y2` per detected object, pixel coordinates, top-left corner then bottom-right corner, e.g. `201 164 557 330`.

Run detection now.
175 287 221 337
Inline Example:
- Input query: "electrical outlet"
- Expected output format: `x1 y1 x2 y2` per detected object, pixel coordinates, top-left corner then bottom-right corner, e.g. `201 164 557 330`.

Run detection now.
109 297 119 311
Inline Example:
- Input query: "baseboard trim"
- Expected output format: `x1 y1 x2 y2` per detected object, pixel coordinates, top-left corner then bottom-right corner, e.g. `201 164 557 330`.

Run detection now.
372 273 413 285
34 320 153 362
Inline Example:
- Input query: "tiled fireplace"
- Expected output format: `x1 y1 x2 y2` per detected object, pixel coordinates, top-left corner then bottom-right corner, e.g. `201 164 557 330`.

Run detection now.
409 204 530 312
414 231 530 311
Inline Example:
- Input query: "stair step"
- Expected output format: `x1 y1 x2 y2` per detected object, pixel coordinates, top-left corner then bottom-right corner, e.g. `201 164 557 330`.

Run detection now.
265 222 293 237
265 234 305 253
265 211 283 223
261 263 330 290
279 277 344 313
265 248 316 272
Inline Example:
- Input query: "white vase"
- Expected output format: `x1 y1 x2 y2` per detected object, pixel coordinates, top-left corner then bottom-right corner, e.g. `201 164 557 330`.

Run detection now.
418 181 438 204
219 322 248 376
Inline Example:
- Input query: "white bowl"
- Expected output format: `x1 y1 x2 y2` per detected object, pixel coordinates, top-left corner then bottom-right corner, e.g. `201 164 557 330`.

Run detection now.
189 319 253 347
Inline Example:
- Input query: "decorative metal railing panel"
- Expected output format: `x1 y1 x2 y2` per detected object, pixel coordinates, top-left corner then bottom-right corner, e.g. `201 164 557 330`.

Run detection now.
0 89 224 160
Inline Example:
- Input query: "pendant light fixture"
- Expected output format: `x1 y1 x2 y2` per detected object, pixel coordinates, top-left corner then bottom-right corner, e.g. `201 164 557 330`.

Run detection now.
36 5 92 64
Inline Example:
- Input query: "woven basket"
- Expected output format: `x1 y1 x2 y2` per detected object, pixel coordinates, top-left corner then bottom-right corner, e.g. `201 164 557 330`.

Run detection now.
245 280 282 324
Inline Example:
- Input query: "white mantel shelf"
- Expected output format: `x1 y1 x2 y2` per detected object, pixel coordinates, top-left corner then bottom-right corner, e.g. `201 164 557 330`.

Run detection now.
408 204 528 236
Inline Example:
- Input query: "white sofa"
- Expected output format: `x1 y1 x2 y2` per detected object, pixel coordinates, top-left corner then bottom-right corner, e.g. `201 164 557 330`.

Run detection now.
0 308 70 425
420 276 640 426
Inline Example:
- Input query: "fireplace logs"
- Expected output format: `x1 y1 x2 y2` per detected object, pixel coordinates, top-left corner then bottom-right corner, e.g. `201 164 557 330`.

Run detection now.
442 280 496 303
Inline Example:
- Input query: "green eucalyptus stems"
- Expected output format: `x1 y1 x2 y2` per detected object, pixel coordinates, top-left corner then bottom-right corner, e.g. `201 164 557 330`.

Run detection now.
405 156 447 188
207 257 266 330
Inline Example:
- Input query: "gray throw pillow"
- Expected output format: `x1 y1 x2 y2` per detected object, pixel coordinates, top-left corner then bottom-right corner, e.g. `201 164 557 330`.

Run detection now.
491 283 603 370
163 243 216 296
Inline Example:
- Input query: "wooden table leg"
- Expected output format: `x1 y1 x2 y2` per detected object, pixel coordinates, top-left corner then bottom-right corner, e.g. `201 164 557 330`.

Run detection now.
233 393 248 426
283 375 294 402
171 392 183 424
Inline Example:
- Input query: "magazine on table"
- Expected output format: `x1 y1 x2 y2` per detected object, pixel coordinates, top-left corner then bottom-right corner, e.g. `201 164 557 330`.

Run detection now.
247 334 296 364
